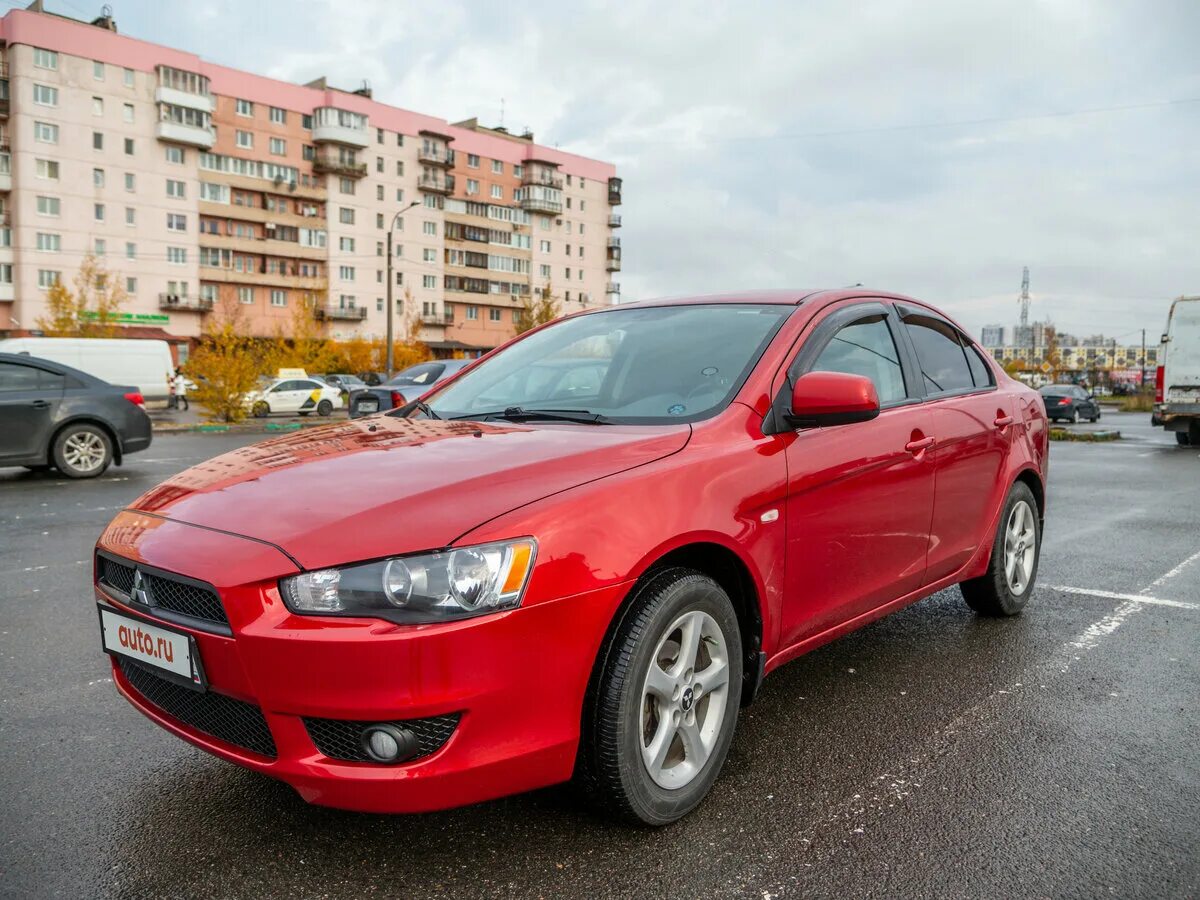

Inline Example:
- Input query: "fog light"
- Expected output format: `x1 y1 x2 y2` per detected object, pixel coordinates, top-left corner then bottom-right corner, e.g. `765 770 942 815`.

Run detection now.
360 723 419 764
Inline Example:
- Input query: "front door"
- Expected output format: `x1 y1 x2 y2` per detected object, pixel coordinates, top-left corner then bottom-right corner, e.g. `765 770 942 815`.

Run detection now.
778 301 936 649
0 361 64 461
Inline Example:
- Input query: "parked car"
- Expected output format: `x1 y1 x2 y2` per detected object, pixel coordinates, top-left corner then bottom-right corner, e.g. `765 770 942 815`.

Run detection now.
0 352 151 478
1038 383 1101 423
244 377 343 418
94 290 1048 825
348 359 471 418
1151 295 1200 445
0 337 174 407
318 373 369 400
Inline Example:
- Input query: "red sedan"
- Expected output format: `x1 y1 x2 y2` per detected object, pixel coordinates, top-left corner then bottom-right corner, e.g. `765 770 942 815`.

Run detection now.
94 290 1048 825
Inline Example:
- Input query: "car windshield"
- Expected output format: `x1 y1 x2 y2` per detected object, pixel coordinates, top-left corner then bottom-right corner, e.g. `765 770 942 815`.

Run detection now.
424 303 792 424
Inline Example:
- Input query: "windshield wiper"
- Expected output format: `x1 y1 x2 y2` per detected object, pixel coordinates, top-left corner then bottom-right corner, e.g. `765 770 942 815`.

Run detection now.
411 399 440 420
451 407 610 425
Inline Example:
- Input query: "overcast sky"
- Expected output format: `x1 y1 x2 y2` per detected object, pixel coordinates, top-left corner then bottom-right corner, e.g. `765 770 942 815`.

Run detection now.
63 0 1200 344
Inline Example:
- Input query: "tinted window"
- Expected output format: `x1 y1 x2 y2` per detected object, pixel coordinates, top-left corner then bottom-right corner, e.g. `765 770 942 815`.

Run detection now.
271 381 298 392
811 315 906 404
0 363 44 391
903 316 973 395
392 363 445 386
964 344 993 388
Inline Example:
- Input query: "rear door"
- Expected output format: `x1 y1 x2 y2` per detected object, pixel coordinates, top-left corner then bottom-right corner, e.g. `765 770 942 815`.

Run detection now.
897 308 1015 583
778 300 936 647
0 361 65 461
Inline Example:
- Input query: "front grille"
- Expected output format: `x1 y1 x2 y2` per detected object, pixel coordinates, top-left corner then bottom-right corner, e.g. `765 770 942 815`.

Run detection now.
304 713 460 763
118 657 277 758
99 557 228 627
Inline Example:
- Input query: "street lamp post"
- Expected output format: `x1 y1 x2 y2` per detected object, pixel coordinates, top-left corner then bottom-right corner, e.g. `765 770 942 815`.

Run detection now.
385 201 421 378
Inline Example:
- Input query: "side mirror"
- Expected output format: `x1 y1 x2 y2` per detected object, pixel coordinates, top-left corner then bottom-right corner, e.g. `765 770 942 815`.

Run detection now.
787 371 880 428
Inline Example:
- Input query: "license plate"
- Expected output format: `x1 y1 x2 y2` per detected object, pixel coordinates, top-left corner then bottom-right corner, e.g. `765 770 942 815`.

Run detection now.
358 398 379 412
98 604 206 691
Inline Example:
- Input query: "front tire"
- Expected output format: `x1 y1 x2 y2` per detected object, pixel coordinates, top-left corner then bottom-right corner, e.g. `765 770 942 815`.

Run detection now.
960 482 1041 616
52 424 113 479
1067 408 1079 424
252 401 269 418
577 568 742 826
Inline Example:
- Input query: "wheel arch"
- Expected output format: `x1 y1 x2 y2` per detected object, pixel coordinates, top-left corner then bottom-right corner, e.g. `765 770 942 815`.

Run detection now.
1013 466 1045 521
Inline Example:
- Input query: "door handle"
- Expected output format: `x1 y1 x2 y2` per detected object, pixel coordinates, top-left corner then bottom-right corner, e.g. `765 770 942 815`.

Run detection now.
994 415 1014 428
30 400 50 409
904 436 935 453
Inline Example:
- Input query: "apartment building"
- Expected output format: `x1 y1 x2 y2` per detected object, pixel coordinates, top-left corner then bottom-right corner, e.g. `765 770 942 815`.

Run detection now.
0 6 621 356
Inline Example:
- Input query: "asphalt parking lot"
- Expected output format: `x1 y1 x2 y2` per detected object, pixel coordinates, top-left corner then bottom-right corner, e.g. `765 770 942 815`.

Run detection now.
1 410 1197 898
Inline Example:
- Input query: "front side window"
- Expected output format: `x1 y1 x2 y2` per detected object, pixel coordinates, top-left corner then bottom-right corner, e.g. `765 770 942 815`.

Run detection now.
427 304 792 424
811 315 907 405
903 315 974 395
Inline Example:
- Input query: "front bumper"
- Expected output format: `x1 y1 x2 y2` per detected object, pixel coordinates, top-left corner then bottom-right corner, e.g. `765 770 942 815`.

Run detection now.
97 511 627 813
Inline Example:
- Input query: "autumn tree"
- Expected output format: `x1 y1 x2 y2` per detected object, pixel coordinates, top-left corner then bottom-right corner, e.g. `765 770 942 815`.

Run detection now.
515 281 560 335
35 254 128 337
187 289 269 422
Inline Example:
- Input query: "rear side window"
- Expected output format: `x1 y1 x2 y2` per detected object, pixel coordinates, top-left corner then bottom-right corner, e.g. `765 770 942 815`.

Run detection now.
0 362 44 391
396 363 445 385
903 316 974 395
811 315 907 405
964 343 993 388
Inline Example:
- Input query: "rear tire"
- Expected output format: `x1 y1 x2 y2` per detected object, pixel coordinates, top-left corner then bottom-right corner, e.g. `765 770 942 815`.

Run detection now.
317 399 333 416
576 568 742 826
1177 431 1192 447
960 481 1041 616
1067 408 1078 424
52 424 113 479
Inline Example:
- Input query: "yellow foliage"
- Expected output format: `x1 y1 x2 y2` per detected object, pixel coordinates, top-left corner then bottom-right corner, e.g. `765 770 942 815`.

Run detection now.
188 291 272 423
515 280 561 335
35 254 128 337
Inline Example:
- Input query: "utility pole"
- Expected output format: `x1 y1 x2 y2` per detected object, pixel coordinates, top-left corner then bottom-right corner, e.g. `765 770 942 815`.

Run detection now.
385 201 421 378
1141 328 1147 388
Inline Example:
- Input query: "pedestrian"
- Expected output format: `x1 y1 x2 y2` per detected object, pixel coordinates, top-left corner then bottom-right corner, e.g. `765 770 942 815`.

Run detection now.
167 370 177 409
173 370 189 412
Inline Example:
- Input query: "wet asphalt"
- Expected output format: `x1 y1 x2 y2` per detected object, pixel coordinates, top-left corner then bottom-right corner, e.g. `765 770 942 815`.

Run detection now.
0 410 1197 899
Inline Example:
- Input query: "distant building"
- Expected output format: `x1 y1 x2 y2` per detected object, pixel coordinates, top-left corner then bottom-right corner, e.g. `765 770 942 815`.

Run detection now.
980 324 1005 347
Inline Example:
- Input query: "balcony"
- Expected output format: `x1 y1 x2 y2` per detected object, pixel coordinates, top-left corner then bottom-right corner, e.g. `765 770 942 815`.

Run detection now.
314 305 367 321
155 120 215 149
417 147 453 167
0 282 12 302
605 282 620 294
521 170 564 190
158 294 214 313
608 177 623 205
420 313 451 326
312 108 370 148
154 85 213 115
606 246 622 272
519 196 563 215
607 237 621 249
418 173 455 195
313 154 367 178
608 214 622 228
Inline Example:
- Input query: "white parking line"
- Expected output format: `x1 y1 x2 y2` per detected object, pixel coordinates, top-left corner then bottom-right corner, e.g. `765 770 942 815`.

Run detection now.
1043 585 1198 610
1144 548 1200 591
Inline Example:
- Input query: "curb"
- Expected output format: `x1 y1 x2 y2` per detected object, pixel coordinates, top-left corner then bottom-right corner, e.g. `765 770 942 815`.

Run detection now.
1049 428 1121 442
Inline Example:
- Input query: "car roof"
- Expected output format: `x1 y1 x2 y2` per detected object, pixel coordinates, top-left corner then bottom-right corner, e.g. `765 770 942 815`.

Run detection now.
0 351 105 385
601 287 926 311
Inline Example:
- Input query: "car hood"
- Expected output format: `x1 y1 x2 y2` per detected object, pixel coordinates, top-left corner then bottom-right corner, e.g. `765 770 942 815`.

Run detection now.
130 416 690 570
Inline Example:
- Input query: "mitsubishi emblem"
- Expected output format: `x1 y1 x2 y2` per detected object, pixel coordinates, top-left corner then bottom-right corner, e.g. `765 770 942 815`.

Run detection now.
131 570 152 606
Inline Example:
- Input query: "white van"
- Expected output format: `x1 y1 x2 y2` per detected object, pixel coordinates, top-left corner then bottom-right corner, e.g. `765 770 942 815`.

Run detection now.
0 337 174 407
1152 295 1200 446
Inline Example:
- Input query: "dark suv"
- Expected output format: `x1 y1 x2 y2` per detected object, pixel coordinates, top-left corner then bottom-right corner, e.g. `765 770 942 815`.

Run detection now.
0 353 152 478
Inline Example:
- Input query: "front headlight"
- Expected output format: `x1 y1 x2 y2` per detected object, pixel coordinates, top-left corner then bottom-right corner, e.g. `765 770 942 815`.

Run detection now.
279 539 537 624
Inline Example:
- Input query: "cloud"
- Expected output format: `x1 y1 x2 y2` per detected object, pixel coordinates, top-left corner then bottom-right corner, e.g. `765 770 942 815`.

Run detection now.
140 0 1200 339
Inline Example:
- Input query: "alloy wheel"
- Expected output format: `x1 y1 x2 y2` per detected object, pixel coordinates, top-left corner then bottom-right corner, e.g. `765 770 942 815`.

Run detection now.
63 431 106 473
1003 499 1037 595
640 609 731 790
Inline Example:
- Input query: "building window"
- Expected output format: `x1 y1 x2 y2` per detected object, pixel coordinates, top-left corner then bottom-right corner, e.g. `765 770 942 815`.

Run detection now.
38 270 61 289
36 232 62 252
33 84 58 107
487 308 500 321
36 196 60 217
396 188 404 202
490 184 502 199
302 114 313 130
166 179 186 199
397 133 403 147
36 159 60 181
126 277 137 294
236 99 253 117
422 221 436 236
123 103 135 124
339 208 355 224
491 159 502 174
34 122 58 143
396 160 404 176
94 238 106 256
466 179 479 195
93 131 104 151
514 165 524 178
91 96 105 116
238 287 254 304
93 61 104 81
423 275 437 289
375 157 384 173
539 264 551 277
270 137 286 155
540 240 551 253
236 130 253 149
33 48 58 70
125 242 136 259
376 184 384 201
124 138 135 156
94 203 105 222
339 237 355 251
270 290 286 307
339 177 355 195
125 172 136 192
94 168 105 187
339 266 355 280
166 146 184 164
302 144 315 161
466 305 478 320
376 213 384 228
467 154 480 168
269 106 286 124
423 248 436 263
167 247 187 265
167 213 187 232
123 68 135 87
